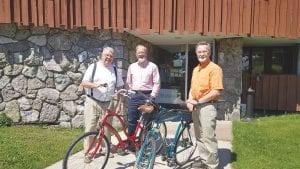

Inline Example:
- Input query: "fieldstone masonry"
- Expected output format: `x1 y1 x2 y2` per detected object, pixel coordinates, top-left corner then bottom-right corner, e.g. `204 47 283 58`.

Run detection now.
218 38 243 120
0 23 241 127
0 23 169 127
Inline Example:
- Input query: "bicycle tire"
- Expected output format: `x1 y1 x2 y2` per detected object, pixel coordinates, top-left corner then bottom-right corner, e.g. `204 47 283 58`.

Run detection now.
139 122 167 154
63 131 110 169
134 132 156 169
174 125 196 166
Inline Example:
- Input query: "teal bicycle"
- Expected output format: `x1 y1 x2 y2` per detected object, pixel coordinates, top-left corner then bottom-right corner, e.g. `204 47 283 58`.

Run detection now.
134 98 196 169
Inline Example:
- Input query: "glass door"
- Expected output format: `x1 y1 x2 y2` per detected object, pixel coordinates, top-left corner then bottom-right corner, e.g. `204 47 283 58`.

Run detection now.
156 44 189 107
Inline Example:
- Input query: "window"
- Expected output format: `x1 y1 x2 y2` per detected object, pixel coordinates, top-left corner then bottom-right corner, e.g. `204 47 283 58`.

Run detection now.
243 47 297 75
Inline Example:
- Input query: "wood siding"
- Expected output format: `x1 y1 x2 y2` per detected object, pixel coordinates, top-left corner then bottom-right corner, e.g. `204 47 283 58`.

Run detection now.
242 74 300 112
0 0 299 38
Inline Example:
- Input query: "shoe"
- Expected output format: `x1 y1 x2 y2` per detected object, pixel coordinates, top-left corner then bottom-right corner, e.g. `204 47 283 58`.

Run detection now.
127 141 136 153
191 161 210 169
109 152 114 158
127 143 136 153
128 146 136 153
84 154 92 163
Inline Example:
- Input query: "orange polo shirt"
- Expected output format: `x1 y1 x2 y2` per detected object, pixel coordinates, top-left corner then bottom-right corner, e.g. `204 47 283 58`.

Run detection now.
190 61 224 100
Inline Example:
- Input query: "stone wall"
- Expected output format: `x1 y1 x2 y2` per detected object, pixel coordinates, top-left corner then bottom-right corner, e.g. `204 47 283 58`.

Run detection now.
0 23 169 127
218 38 243 120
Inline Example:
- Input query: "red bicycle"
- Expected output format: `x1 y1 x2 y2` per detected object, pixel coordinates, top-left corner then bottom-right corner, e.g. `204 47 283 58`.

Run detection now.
63 89 167 169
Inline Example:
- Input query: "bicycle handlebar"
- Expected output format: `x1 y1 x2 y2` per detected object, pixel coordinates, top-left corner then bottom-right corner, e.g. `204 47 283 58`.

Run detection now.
113 89 137 98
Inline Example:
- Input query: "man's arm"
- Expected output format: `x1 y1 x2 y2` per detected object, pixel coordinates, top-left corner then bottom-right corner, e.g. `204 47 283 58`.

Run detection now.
126 65 132 89
81 80 105 89
197 89 221 104
151 65 161 97
186 90 196 111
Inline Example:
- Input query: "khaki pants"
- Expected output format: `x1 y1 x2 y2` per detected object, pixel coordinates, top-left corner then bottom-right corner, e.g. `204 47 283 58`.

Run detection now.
192 104 219 169
84 96 113 152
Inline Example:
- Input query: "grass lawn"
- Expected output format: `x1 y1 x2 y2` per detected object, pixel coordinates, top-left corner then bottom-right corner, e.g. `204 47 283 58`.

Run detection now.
0 125 83 169
232 114 300 169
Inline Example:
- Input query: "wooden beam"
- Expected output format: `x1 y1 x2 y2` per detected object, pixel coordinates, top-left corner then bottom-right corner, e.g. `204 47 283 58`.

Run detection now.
195 0 204 33
0 0 11 23
159 0 165 33
94 0 102 29
111 0 117 31
13 0 21 24
31 0 38 26
103 0 109 29
164 0 172 31
242 0 252 35
83 0 94 30
152 0 160 33
221 0 228 34
266 0 276 36
185 0 195 33
117 0 124 32
21 0 29 25
45 0 54 27
37 0 44 26
74 0 82 27
139 0 150 34
61 0 68 28
125 0 132 30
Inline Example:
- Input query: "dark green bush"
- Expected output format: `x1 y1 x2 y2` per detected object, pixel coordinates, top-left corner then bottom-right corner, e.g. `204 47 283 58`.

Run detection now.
0 113 13 127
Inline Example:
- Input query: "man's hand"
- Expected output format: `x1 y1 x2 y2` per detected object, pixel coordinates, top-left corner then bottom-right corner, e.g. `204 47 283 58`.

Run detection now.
149 96 155 103
94 83 108 88
186 99 197 111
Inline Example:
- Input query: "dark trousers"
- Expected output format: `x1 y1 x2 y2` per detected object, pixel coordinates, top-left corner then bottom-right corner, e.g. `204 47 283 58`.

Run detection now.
127 91 152 136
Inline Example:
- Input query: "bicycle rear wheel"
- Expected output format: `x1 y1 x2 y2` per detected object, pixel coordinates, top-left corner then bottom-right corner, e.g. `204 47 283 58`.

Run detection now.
134 132 156 169
63 131 110 169
139 122 167 154
175 125 196 166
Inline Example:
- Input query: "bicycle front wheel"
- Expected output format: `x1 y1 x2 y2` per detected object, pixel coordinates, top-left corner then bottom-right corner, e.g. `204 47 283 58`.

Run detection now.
175 125 196 166
139 122 167 154
134 132 156 169
63 131 110 169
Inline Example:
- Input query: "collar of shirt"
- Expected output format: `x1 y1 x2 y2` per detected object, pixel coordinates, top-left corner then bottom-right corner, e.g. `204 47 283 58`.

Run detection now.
197 60 211 71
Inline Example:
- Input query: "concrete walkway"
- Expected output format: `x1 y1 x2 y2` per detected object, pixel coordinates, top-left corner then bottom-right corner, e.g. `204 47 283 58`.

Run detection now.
46 120 233 169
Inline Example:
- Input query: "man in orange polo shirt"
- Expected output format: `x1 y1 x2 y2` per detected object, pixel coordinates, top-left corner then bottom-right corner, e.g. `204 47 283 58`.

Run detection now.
187 41 223 169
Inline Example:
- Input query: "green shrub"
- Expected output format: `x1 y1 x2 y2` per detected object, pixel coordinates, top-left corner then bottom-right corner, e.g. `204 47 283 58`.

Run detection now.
0 113 13 127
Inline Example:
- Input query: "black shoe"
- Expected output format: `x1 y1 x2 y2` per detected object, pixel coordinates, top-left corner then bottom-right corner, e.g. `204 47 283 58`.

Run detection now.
191 161 210 169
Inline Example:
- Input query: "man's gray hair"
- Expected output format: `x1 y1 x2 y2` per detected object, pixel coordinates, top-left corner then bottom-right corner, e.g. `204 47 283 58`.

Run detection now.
102 46 115 55
99 46 115 59
195 41 211 52
136 45 148 54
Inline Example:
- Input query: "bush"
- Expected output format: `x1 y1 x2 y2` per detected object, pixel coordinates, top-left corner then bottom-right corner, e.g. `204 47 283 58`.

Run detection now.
0 113 13 127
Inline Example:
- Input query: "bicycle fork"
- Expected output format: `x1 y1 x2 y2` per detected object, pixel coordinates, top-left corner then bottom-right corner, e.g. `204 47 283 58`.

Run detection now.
161 122 183 167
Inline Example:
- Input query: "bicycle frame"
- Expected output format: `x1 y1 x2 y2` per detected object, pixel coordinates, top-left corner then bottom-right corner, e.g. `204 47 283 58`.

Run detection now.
135 107 194 168
163 120 193 162
96 107 145 154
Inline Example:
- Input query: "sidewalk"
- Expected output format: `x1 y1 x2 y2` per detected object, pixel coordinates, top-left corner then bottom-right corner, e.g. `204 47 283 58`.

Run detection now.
46 120 233 169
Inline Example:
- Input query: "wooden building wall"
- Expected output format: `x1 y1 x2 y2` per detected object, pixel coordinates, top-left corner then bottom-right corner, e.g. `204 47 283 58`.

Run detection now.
242 74 300 112
0 0 299 38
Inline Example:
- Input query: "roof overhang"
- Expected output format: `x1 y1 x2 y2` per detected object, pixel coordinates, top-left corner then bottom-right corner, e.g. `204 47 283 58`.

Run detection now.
127 30 300 52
